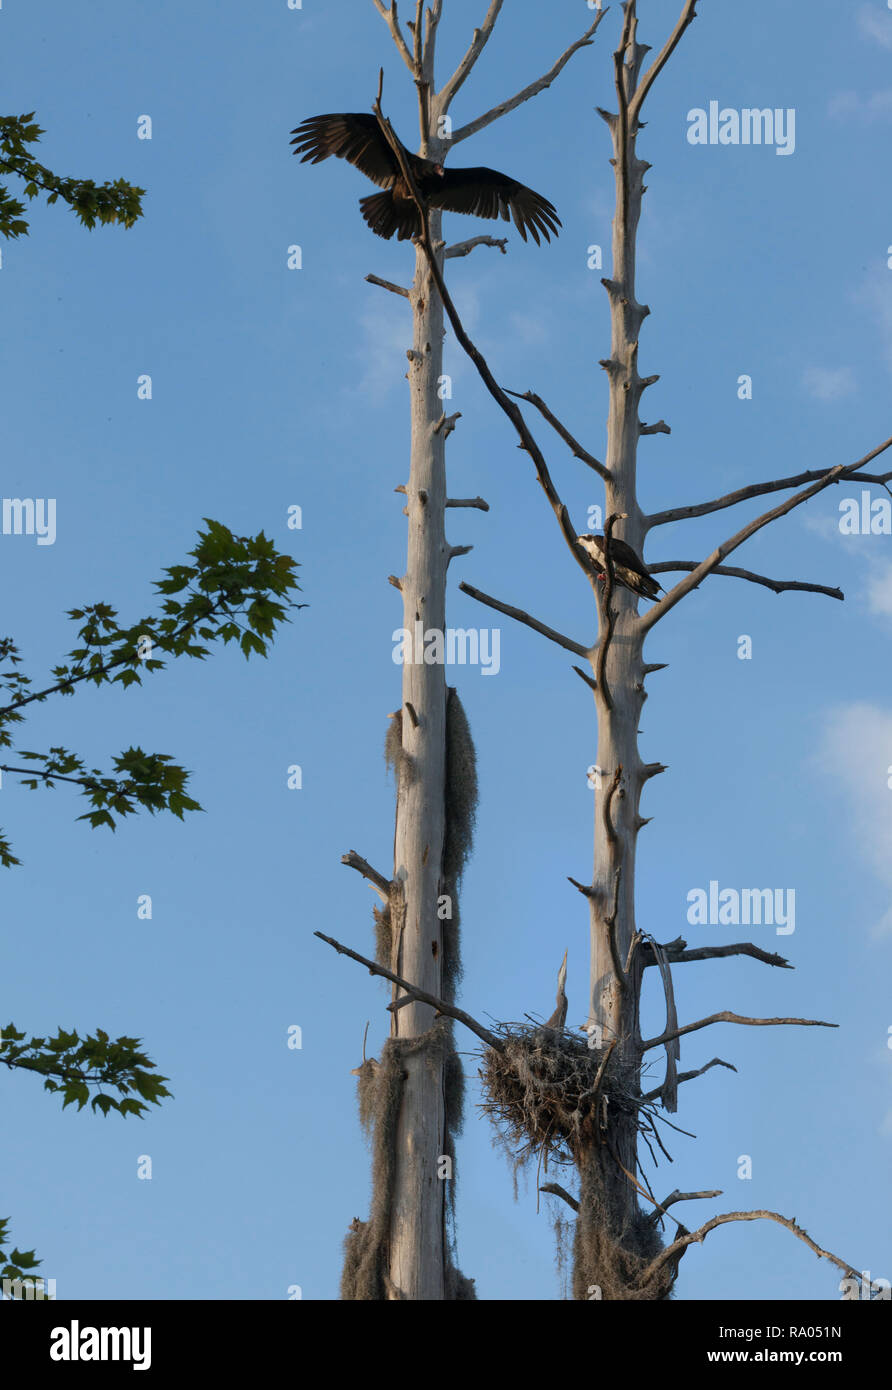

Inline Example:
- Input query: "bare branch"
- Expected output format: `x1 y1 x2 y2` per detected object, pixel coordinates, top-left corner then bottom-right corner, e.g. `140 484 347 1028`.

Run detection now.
314 931 504 1052
602 765 622 848
365 272 411 299
573 665 598 694
640 419 671 436
639 435 892 633
628 0 699 126
641 939 793 970
411 0 423 75
449 10 608 144
539 1183 579 1214
422 0 443 69
649 1189 723 1223
445 495 489 510
459 581 590 658
436 0 505 116
341 850 391 902
594 511 624 707
605 865 626 990
505 389 608 479
444 235 508 259
372 0 415 73
434 411 462 438
641 1057 737 1103
638 1209 862 1290
642 1011 837 1052
647 460 892 530
648 561 843 601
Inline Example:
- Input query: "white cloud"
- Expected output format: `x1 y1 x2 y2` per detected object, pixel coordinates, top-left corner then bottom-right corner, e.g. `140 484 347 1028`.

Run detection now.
816 703 892 937
858 4 892 50
801 366 857 401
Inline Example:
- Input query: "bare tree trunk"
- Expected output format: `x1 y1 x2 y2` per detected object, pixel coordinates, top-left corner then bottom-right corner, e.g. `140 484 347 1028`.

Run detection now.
386 205 451 1300
583 10 654 1271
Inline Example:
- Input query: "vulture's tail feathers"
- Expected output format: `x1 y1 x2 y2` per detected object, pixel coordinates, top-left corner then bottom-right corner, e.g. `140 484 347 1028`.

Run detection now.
359 191 418 241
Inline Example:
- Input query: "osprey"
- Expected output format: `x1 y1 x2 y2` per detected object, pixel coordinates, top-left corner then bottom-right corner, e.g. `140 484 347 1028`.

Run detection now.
576 534 663 601
290 112 561 245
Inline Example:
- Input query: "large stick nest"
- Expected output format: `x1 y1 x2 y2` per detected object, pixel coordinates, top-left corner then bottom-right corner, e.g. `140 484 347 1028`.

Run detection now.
480 1025 640 1170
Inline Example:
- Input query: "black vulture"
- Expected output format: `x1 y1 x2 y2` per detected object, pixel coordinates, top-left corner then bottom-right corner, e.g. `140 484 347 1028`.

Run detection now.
290 112 561 245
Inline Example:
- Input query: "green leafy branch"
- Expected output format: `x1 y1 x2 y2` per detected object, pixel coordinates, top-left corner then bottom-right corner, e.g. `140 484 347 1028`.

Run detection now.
1 1023 172 1118
1 745 202 833
0 520 302 724
0 522 303 864
0 113 144 239
0 1218 42 1294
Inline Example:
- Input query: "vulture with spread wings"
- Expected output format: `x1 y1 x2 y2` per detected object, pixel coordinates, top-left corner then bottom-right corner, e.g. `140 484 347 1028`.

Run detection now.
290 112 561 245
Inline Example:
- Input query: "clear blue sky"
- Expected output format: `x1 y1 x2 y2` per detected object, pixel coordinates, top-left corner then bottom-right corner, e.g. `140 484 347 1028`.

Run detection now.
1 0 890 1301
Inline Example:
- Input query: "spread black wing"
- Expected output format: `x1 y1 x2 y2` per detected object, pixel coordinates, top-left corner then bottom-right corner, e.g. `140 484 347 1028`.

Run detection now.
289 113 403 189
426 166 561 244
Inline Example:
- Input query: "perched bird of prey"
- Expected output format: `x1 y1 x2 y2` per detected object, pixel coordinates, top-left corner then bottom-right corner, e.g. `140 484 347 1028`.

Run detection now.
290 112 561 245
576 533 663 601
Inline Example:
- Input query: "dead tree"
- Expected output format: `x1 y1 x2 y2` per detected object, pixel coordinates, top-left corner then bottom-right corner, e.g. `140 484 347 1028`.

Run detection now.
388 0 889 1298
327 2 603 1300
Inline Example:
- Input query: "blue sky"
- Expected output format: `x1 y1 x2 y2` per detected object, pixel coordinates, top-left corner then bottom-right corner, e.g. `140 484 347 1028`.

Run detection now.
1 0 890 1301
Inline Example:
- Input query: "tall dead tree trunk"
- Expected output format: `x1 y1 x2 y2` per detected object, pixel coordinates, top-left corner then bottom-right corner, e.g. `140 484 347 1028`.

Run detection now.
400 0 886 1300
332 1 602 1300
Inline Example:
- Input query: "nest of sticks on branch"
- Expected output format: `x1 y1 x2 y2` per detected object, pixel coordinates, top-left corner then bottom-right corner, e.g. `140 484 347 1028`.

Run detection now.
480 1024 641 1171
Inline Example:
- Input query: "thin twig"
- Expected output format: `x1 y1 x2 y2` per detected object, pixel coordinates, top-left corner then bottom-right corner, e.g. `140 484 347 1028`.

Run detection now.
648 561 843 601
341 850 391 901
605 866 626 991
594 512 624 709
366 273 411 298
642 1011 837 1052
505 389 608 480
638 1209 862 1290
459 582 590 658
539 1182 579 1213
603 766 622 847
444 235 508 259
449 11 609 144
640 1057 737 1103
371 0 415 73
629 0 699 125
646 464 892 530
640 939 793 970
314 930 504 1051
649 1188 723 1224
436 0 505 114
